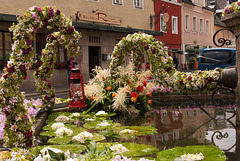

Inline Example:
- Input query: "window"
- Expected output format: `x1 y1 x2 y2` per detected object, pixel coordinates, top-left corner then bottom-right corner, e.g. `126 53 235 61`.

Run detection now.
134 0 143 9
0 32 13 64
36 34 47 61
4 33 12 62
200 50 233 64
198 0 201 5
36 34 66 62
160 14 167 32
89 36 101 43
200 18 203 33
185 14 190 31
113 0 123 5
172 16 178 34
193 16 196 32
204 0 208 7
206 20 209 34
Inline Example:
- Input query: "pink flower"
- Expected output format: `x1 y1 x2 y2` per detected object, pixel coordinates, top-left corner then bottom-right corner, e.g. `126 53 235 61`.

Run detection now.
48 7 55 18
35 6 42 12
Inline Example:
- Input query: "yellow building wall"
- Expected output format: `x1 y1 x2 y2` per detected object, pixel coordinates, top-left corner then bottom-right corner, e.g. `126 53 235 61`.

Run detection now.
0 0 154 30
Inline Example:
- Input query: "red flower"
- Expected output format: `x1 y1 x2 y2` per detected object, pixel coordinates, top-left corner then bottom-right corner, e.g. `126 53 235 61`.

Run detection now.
26 130 32 138
137 85 144 92
131 92 139 98
166 67 172 72
147 92 152 98
180 79 183 84
142 80 147 86
208 77 213 83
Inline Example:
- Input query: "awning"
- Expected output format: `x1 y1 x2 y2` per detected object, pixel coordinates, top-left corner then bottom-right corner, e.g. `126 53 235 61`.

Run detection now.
0 13 163 36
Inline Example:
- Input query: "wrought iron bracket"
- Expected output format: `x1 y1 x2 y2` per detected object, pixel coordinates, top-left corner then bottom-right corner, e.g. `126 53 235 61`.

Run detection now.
213 29 237 47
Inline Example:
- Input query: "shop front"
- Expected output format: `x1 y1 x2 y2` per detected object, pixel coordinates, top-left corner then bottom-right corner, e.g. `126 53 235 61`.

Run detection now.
0 12 162 90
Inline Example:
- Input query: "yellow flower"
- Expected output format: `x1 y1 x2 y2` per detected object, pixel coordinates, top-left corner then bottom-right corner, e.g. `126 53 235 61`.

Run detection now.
131 97 137 103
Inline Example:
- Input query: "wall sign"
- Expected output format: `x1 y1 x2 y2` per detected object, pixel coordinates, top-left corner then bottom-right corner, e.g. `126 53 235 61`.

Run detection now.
76 9 122 25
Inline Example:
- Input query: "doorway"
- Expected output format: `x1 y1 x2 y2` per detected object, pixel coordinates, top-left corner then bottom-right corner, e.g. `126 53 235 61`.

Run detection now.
89 46 101 78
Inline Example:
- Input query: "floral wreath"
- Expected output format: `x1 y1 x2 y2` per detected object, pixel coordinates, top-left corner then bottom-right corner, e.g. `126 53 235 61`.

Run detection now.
222 1 240 17
110 33 222 94
0 6 81 148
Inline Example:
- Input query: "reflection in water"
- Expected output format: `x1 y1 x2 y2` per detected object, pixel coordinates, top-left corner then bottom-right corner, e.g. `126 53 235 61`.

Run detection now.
136 104 237 161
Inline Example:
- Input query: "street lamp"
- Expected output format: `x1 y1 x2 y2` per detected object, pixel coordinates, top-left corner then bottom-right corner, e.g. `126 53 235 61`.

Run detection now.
68 68 86 108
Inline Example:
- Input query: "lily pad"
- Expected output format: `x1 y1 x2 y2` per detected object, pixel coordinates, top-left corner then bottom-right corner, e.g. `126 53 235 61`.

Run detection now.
113 126 157 138
48 133 105 144
157 145 227 161
83 120 121 130
46 112 73 124
99 142 159 157
29 144 86 154
41 124 85 137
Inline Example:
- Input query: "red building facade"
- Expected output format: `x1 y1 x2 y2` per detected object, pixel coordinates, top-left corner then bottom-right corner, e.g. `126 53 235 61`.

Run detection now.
154 0 182 63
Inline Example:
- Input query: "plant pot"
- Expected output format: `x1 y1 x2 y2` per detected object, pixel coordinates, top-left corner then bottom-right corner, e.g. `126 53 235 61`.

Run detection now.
221 12 240 37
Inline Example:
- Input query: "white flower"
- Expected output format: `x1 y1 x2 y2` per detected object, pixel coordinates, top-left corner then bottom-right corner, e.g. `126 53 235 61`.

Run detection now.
34 154 44 161
41 147 63 155
7 60 14 68
10 123 18 131
180 153 204 161
72 131 93 143
72 113 80 117
66 158 79 161
12 73 18 79
95 110 107 116
97 120 110 127
54 127 73 137
51 123 65 130
110 144 129 153
85 118 95 121
120 129 138 134
55 115 69 122
17 148 29 156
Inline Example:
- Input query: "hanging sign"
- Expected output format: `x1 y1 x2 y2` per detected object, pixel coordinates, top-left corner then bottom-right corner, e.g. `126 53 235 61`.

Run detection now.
162 13 169 23
76 9 122 25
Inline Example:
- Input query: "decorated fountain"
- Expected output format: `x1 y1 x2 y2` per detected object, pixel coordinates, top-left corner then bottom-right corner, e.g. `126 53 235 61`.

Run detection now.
0 4 239 160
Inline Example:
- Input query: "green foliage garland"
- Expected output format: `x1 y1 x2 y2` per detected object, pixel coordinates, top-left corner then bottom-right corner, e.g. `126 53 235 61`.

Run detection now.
110 33 222 94
0 6 81 148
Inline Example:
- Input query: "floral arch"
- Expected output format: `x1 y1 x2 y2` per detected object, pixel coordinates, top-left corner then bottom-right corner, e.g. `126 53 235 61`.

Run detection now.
110 33 222 94
0 6 81 148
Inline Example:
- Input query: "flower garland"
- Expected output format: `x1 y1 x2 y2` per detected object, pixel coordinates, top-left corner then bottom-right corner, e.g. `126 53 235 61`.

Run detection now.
0 6 81 148
110 33 222 94
222 1 240 17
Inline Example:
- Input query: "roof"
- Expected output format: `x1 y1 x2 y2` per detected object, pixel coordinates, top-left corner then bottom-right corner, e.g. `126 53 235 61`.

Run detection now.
0 13 163 36
182 0 195 5
214 14 226 26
